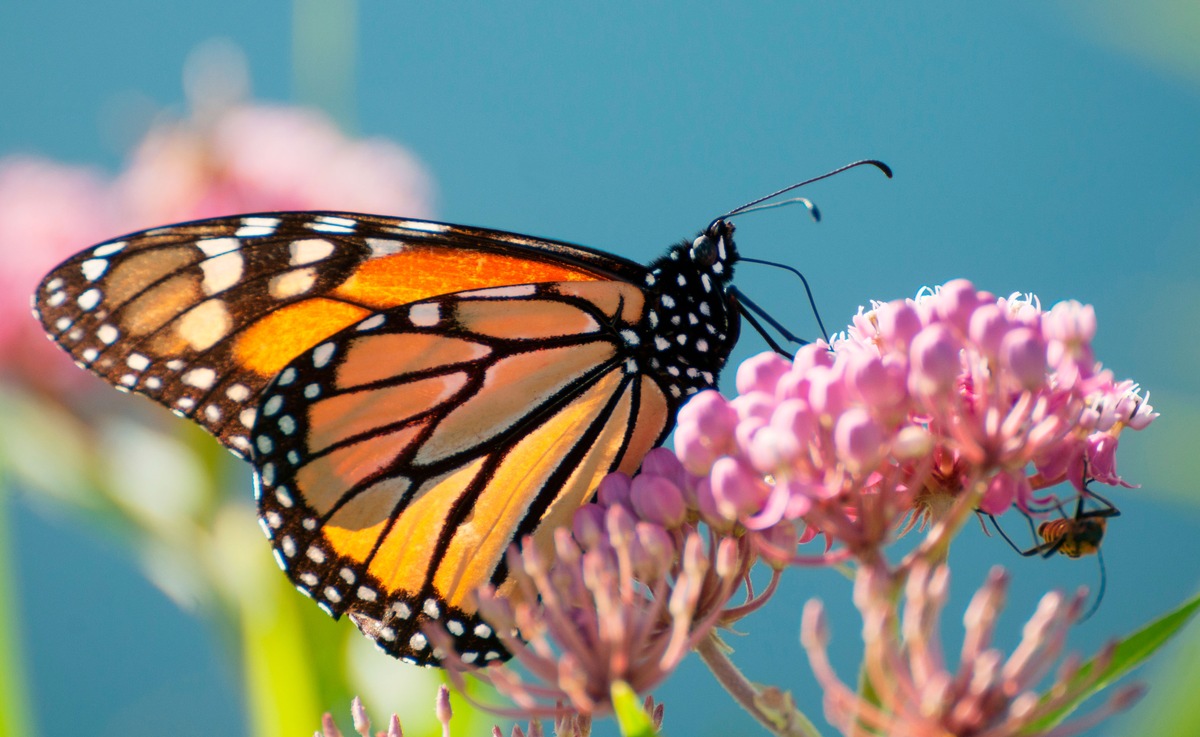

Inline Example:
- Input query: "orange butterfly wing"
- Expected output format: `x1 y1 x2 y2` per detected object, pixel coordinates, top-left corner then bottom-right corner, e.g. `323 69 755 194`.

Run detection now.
253 281 674 663
34 213 637 456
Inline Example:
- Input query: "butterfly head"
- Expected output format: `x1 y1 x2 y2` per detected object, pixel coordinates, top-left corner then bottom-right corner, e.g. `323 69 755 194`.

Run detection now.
688 218 738 272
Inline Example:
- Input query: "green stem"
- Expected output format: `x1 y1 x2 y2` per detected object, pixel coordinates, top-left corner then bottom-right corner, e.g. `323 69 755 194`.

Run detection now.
0 485 35 737
696 631 823 737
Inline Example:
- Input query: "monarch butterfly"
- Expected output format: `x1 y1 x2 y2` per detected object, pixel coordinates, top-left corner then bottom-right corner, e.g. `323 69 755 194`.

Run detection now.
34 160 890 665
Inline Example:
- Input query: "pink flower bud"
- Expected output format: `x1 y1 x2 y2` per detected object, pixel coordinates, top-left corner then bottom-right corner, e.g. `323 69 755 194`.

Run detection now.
630 473 687 528
792 342 835 374
678 389 739 437
980 471 1017 514
693 478 732 532
736 351 791 395
674 422 719 475
968 303 1009 357
711 457 769 520
935 279 981 333
834 408 884 474
747 425 800 474
807 365 847 417
633 522 676 576
1043 300 1096 343
875 300 922 348
572 503 606 548
640 446 687 488
596 473 632 509
909 324 962 397
1000 327 1048 391
846 350 907 409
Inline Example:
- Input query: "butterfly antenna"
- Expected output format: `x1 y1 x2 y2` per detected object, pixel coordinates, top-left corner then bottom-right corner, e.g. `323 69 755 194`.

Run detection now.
739 257 830 343
727 197 822 222
711 159 892 230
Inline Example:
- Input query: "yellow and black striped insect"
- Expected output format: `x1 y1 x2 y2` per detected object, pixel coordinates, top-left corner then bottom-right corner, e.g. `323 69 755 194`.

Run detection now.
988 481 1120 619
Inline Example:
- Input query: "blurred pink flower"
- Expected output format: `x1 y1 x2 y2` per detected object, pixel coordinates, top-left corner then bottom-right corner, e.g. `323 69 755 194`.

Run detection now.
116 105 435 226
0 157 119 394
430 477 757 720
1 101 435 400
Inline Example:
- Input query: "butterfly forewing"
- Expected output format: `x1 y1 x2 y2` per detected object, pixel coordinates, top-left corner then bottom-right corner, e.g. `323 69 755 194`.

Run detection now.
34 213 630 456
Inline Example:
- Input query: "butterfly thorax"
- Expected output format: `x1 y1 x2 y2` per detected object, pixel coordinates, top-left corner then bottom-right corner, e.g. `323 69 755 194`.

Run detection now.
637 219 740 401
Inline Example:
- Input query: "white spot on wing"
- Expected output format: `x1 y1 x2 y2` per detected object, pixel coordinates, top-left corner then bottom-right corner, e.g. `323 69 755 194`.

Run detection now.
178 300 231 351
183 367 217 389
200 251 244 294
289 238 335 265
409 303 439 327
307 216 357 234
127 353 150 371
81 258 108 281
93 241 126 257
97 324 119 344
396 220 449 233
235 217 280 237
227 383 250 402
312 343 335 368
77 289 102 311
357 314 386 331
268 268 317 299
195 237 240 258
365 238 405 255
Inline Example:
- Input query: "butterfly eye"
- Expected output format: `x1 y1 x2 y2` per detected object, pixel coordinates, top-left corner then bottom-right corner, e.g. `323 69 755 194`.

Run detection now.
690 234 718 267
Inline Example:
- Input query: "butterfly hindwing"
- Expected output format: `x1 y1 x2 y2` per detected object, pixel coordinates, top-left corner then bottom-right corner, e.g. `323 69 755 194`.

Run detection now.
251 281 675 663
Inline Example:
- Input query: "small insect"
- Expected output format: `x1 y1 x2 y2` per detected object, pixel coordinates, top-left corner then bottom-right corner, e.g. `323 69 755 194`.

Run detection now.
34 160 889 665
987 481 1120 619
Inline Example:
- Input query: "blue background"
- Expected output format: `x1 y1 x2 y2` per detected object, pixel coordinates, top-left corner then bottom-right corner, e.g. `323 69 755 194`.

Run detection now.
2 2 1198 736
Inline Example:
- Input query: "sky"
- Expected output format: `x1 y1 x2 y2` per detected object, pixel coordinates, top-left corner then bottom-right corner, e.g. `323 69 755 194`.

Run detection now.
1 2 1198 736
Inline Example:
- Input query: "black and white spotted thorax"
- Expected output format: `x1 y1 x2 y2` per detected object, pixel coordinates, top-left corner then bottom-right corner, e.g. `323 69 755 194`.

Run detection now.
635 219 740 398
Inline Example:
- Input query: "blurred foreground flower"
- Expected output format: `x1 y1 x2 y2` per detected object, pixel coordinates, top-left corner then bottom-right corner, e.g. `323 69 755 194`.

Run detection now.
802 562 1145 737
431 480 756 718
318 690 602 737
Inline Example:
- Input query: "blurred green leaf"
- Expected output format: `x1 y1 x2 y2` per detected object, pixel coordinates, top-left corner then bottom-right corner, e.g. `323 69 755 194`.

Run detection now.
1112 599 1200 736
612 681 658 737
1023 590 1200 733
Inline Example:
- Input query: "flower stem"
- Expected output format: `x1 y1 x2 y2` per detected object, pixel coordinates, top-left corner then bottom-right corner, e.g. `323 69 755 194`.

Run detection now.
696 631 823 737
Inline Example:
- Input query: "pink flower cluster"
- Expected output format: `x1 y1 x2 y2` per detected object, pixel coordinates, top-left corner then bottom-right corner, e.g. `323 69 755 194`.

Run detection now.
673 280 1156 559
